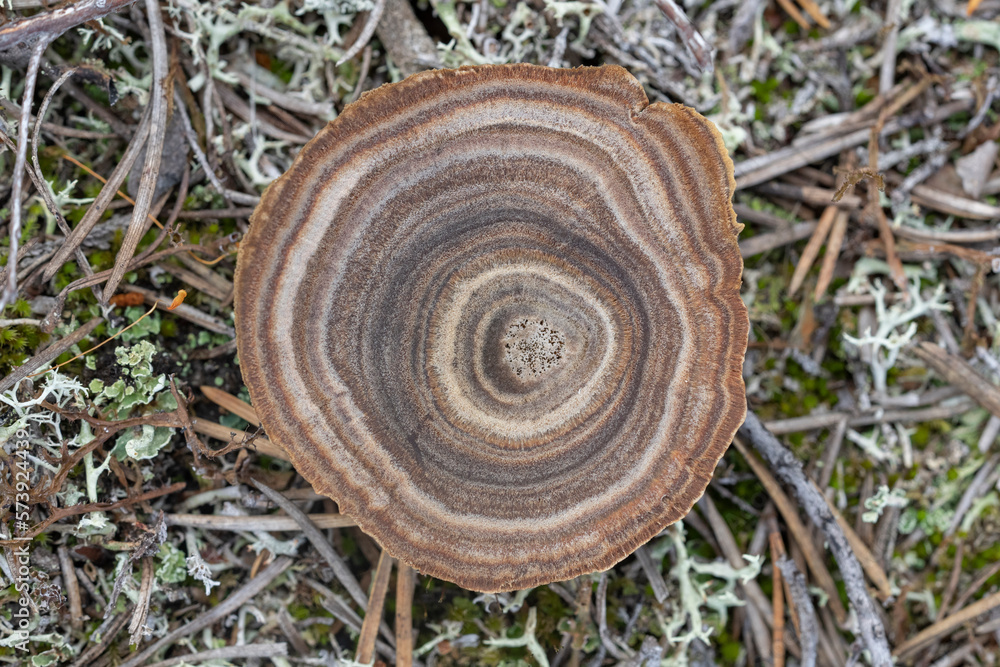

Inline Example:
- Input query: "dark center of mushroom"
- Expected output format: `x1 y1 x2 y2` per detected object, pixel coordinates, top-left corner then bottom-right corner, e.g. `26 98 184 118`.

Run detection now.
503 318 566 378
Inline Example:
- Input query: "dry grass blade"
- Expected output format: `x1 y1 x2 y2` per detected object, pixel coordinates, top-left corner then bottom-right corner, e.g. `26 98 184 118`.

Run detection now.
41 110 152 282
250 479 370 610
794 0 829 28
337 0 387 65
912 342 1000 419
356 550 395 664
775 0 809 30
201 385 260 424
103 0 169 300
769 532 786 667
166 512 354 531
729 437 848 624
396 563 417 667
894 590 1000 658
737 412 893 666
788 206 836 296
815 210 848 300
117 557 292 667
871 202 907 293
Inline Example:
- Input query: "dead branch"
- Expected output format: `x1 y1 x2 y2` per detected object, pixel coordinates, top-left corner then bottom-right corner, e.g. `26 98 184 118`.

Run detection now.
738 411 893 666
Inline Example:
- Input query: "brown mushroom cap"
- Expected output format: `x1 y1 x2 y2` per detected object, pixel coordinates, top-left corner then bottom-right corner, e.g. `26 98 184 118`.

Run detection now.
235 64 748 592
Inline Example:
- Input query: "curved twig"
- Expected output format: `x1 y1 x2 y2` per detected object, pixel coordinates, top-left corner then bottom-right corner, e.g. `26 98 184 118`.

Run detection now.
337 0 388 66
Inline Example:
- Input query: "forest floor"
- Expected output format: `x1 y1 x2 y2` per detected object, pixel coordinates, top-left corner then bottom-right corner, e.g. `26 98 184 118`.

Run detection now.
2 0 1000 665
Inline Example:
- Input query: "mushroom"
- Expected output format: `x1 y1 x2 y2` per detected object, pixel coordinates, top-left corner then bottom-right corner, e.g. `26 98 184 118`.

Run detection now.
235 64 748 592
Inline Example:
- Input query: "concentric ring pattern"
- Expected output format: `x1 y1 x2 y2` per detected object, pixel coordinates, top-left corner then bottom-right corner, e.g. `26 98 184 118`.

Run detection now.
235 64 748 592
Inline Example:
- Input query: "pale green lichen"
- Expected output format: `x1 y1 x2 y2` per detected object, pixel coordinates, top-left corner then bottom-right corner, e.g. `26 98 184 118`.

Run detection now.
653 522 761 662
484 607 548 667
90 339 175 418
544 0 602 47
157 543 189 584
843 278 951 396
862 485 909 523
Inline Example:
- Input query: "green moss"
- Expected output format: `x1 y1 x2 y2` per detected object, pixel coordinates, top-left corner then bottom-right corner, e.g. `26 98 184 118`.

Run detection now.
750 78 780 105
0 301 47 376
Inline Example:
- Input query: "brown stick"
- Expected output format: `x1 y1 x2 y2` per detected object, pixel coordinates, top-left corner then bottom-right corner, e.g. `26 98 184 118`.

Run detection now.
815 210 848 300
911 343 1000 419
741 221 819 258
189 417 288 461
734 100 971 189
41 110 152 282
250 480 372 614
820 493 893 600
58 545 85 630
395 563 416 667
738 413 893 666
337 0 387 65
789 206 837 296
776 0 809 30
0 0 139 51
652 0 714 72
770 532 787 667
356 550 395 665
200 385 261 425
373 0 442 77
104 0 169 299
895 590 1000 658
166 512 354 531
795 0 830 28
871 202 907 293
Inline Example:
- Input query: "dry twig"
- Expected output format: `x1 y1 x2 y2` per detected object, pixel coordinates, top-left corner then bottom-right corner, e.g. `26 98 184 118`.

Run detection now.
738 412 892 666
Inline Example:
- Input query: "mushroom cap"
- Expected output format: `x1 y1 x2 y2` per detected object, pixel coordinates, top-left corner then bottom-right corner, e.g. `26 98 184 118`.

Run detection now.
235 64 748 592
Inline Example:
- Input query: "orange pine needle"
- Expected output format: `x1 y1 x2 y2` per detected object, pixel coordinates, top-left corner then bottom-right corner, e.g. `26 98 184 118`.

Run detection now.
167 289 187 310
